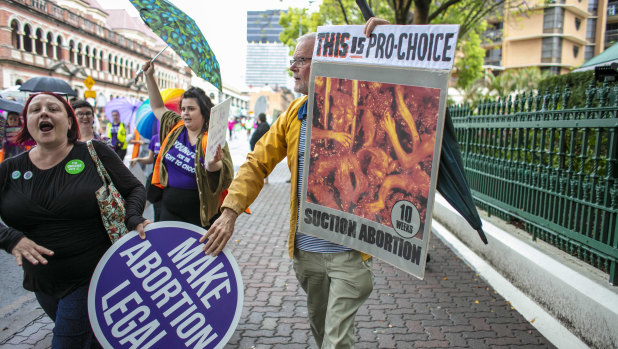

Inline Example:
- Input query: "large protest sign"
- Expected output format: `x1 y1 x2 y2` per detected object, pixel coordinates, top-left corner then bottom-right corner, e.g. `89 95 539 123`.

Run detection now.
88 222 243 349
299 24 458 279
205 97 232 162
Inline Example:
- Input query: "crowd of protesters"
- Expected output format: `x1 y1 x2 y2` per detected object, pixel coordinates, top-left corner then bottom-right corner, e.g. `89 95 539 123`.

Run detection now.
0 16 397 349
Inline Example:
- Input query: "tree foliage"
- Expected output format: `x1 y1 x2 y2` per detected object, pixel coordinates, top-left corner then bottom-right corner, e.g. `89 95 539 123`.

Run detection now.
279 8 322 54
279 0 529 98
454 22 486 90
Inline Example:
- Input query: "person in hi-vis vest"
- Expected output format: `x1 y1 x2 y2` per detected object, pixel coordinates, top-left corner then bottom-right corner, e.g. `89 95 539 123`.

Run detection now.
107 110 127 160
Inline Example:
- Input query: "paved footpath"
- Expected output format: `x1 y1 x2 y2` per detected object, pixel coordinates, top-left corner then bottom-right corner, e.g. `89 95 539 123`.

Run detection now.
0 133 556 348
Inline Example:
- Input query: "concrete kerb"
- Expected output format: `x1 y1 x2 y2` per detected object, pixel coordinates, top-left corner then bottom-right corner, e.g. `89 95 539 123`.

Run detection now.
431 194 618 349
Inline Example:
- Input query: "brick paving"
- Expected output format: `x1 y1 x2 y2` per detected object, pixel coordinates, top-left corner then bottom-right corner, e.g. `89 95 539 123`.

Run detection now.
223 172 556 348
0 137 557 348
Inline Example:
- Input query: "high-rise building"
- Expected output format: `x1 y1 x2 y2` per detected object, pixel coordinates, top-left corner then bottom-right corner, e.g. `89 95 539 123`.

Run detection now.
245 10 292 88
482 0 614 75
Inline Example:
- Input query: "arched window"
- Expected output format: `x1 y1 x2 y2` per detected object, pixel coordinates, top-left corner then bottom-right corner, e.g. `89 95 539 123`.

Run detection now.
108 53 113 73
10 20 20 49
92 48 98 69
56 36 63 60
119 57 125 77
114 56 118 75
46 32 53 58
69 40 76 64
35 28 43 55
23 24 33 52
77 43 83 66
98 50 103 71
85 45 91 68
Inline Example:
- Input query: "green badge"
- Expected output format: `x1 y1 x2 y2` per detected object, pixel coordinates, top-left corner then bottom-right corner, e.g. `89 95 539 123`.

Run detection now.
11 170 20 180
65 159 85 175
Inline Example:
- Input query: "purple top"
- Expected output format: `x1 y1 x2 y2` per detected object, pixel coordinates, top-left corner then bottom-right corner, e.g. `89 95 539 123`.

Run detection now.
163 129 203 190
110 123 121 146
148 134 160 155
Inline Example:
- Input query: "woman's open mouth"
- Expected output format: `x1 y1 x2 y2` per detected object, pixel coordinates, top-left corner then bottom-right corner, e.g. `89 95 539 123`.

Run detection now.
39 122 54 132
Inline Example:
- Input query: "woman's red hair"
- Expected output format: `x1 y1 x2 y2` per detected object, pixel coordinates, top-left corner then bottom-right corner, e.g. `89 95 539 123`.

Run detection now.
16 92 80 144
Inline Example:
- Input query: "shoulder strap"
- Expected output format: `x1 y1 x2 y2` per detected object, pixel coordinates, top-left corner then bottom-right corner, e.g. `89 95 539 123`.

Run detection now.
86 140 111 185
151 120 185 188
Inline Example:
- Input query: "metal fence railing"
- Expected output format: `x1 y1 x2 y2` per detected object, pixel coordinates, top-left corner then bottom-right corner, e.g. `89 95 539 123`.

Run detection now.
448 83 618 285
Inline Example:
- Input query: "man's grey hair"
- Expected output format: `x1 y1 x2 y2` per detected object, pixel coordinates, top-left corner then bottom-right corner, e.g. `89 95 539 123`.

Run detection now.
297 32 316 44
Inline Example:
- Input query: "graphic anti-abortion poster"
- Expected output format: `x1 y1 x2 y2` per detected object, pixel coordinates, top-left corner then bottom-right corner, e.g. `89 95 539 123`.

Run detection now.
88 222 243 349
299 24 458 279
205 97 232 163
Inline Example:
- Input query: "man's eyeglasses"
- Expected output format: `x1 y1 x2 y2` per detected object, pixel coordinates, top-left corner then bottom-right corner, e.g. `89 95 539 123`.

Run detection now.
76 112 93 117
290 57 312 66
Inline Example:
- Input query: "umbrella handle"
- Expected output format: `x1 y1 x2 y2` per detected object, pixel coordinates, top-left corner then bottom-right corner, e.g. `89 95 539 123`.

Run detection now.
134 45 169 83
356 0 375 21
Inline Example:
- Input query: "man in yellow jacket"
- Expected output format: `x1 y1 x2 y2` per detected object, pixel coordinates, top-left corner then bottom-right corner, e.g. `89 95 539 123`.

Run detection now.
202 32 374 348
107 109 127 160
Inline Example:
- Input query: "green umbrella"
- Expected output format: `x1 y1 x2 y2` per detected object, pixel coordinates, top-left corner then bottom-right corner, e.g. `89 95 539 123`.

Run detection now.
130 0 222 90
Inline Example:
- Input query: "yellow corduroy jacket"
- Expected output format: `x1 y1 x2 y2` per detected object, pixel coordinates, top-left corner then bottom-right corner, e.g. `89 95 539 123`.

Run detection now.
222 96 369 261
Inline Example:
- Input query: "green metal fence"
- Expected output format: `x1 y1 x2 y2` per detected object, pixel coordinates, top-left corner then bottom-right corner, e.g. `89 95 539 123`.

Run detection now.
448 83 618 285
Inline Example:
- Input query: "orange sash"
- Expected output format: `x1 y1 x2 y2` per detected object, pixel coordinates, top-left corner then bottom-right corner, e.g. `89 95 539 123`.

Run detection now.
152 120 209 188
131 130 141 159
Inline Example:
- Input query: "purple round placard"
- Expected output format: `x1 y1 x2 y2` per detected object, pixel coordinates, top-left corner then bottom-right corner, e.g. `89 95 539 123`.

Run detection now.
88 222 243 349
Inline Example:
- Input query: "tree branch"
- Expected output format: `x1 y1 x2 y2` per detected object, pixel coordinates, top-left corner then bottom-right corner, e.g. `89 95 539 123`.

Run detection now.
427 0 464 22
337 0 350 24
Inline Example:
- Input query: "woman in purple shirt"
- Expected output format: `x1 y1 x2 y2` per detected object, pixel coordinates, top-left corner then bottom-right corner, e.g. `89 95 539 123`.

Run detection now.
143 61 234 228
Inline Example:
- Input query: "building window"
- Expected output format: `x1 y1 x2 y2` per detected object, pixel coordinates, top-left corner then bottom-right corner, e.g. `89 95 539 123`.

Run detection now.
573 45 579 58
35 29 43 55
69 40 76 64
541 37 562 63
584 46 595 60
23 25 33 53
588 0 598 15
10 20 20 49
586 18 597 41
575 18 581 30
543 7 564 34
77 43 83 66
46 32 53 58
56 36 63 60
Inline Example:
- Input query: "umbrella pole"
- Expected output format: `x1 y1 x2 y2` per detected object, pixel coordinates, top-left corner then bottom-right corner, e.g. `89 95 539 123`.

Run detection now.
134 45 169 83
